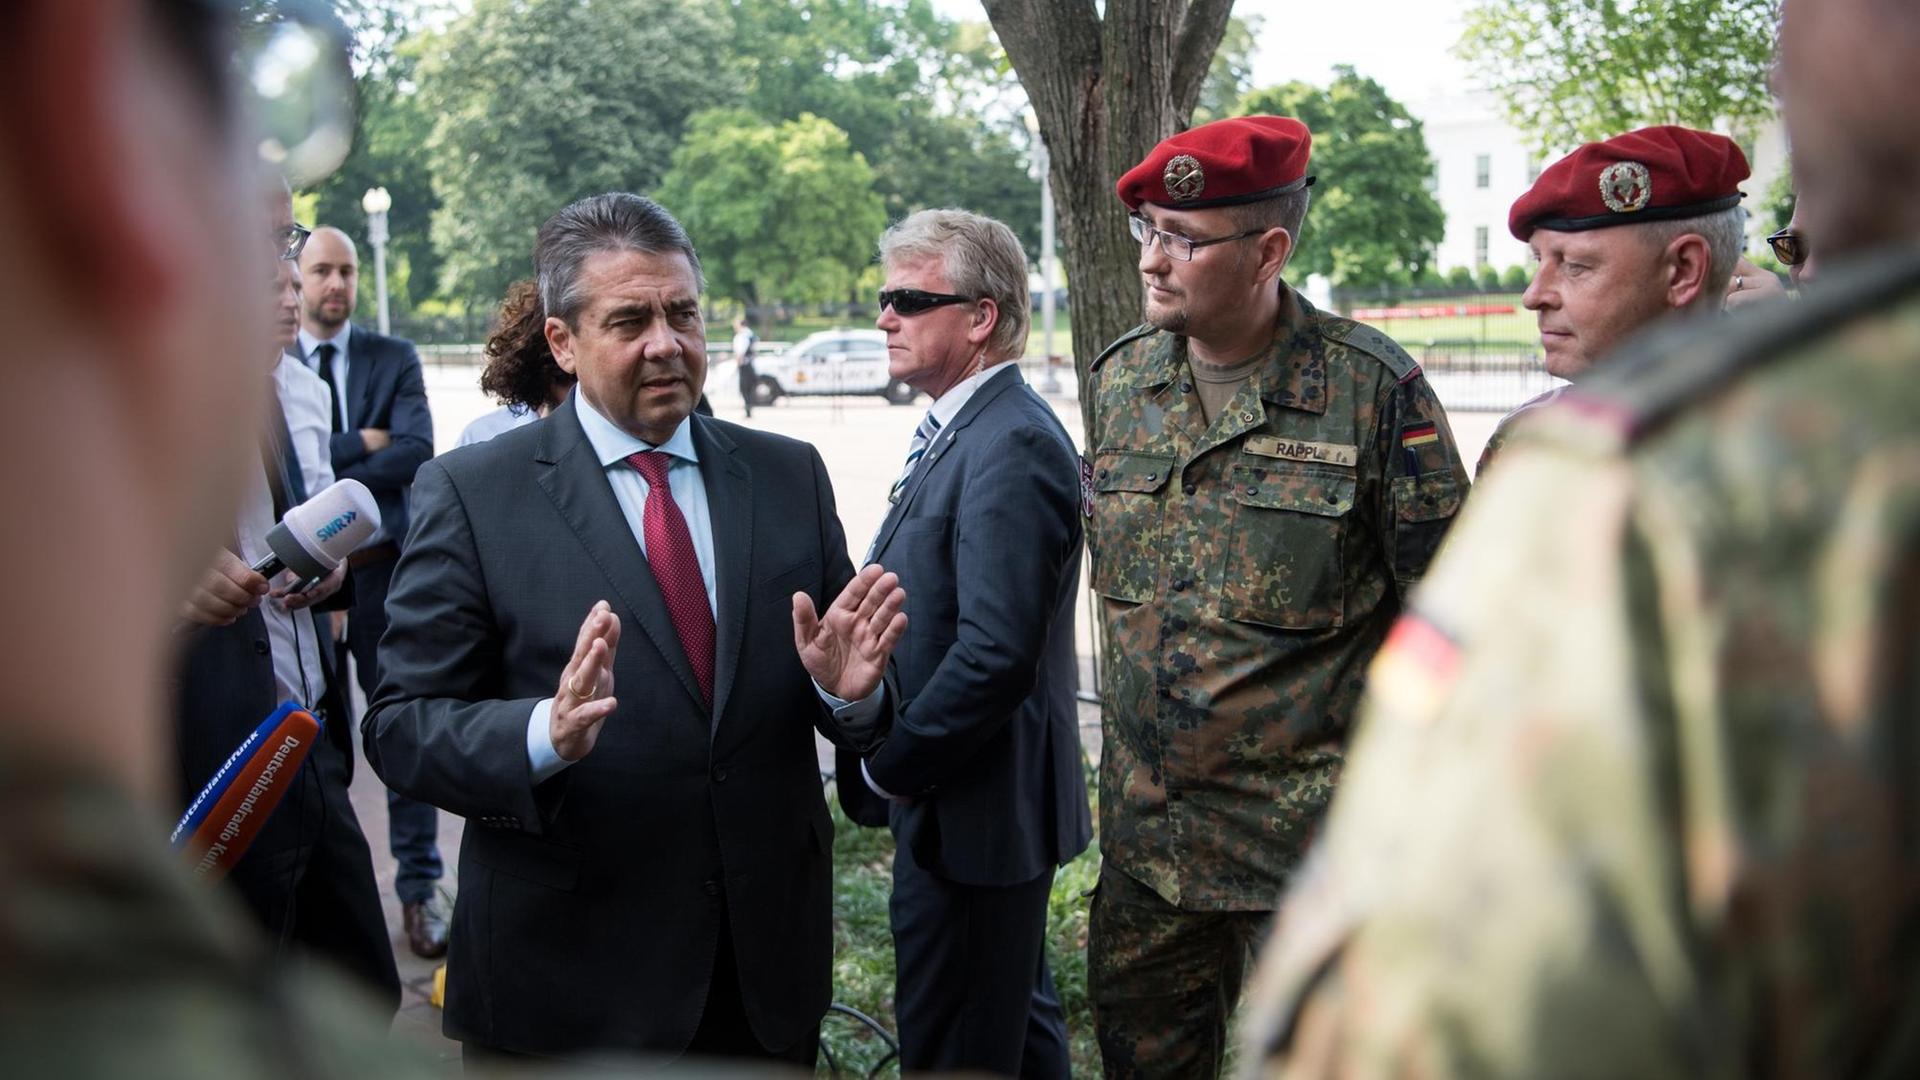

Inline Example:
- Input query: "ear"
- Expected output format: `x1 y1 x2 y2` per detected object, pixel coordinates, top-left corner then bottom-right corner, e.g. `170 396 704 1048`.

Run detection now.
967 297 1000 349
1664 233 1713 309
546 316 580 374
3 0 195 317
1253 228 1296 285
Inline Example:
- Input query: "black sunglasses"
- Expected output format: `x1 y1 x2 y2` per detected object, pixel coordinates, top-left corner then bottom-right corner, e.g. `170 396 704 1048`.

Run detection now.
878 288 975 316
1766 227 1807 267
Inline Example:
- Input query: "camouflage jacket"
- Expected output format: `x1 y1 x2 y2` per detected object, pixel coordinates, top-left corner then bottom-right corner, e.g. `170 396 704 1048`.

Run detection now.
0 748 441 1079
1086 288 1469 911
1239 248 1920 1077
1473 384 1565 477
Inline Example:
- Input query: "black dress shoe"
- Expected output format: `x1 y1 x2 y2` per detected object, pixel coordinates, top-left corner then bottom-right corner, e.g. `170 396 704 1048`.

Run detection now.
403 899 448 959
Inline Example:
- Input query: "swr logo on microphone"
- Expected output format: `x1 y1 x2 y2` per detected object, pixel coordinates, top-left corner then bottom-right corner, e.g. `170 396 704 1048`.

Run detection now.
314 510 359 541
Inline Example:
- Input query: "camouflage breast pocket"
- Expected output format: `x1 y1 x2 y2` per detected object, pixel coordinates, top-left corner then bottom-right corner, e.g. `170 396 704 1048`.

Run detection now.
1221 461 1355 629
1389 473 1463 586
1089 450 1174 603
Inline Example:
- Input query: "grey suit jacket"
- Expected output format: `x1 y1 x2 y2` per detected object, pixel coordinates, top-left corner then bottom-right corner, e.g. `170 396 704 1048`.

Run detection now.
362 394 857 1056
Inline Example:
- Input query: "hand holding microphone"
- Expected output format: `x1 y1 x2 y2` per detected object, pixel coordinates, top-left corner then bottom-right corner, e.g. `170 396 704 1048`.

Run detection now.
181 479 380 626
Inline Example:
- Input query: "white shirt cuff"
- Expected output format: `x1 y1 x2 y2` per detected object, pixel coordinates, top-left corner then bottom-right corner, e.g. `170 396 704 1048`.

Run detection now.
813 679 885 724
860 759 899 800
527 698 570 784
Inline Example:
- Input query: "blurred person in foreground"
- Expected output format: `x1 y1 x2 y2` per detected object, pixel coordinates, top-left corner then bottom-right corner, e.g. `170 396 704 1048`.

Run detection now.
1238 0 1920 1075
1477 126 1751 475
0 0 437 1073
457 279 577 447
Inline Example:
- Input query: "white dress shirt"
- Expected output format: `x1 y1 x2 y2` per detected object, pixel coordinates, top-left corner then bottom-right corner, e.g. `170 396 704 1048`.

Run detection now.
296 324 353 434
526 394 717 782
230 356 335 707
827 360 1023 799
456 403 538 448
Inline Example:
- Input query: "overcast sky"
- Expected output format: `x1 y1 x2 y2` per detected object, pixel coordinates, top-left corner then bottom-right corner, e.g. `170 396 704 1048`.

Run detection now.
931 0 1480 106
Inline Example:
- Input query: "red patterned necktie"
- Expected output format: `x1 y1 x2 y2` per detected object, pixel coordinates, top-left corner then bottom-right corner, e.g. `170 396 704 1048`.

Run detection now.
625 452 715 706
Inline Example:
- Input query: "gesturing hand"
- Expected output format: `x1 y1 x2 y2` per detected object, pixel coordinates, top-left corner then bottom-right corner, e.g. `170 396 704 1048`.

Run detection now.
551 600 621 762
792 564 908 703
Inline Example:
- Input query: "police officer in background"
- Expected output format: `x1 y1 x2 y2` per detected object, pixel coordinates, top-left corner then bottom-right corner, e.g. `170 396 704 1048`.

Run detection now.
1477 125 1752 475
1238 0 1920 1074
1083 115 1469 1078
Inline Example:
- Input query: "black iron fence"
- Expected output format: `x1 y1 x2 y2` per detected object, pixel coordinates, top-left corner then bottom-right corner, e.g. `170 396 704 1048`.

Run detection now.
1410 339 1559 414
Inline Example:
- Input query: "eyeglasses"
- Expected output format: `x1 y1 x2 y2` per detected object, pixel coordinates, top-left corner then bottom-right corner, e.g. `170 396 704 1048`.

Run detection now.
1766 227 1808 267
277 222 312 262
1128 214 1265 262
878 288 975 316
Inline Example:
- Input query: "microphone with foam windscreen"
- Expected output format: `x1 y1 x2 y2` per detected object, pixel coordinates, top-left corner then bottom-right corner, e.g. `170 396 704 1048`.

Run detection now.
172 701 322 882
250 478 381 590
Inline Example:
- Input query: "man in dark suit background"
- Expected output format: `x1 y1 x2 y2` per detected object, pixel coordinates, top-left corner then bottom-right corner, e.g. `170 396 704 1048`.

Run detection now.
363 192 904 1066
826 208 1091 1078
171 184 398 1012
295 225 445 958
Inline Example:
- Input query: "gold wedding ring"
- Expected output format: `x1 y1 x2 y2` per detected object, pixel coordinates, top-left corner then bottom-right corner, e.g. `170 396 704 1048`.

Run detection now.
567 672 597 701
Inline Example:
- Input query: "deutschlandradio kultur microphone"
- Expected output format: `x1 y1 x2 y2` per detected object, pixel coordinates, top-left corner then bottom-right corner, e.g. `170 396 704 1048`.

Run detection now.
251 478 381 590
171 701 322 881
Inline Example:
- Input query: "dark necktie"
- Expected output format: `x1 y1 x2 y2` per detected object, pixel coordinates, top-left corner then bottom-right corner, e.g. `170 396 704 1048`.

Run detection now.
626 452 715 706
313 342 342 434
260 384 306 519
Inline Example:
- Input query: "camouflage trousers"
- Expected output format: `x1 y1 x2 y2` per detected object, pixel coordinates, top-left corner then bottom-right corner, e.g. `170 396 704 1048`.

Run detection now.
1088 860 1274 1079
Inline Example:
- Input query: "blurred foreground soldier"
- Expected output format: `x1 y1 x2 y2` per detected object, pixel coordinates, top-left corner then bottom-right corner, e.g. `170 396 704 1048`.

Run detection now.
1238 1 1920 1075
0 0 436 1075
1478 125 1750 474
1085 116 1468 1077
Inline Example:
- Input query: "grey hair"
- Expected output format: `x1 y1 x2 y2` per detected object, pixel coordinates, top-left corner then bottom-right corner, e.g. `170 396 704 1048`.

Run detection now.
878 208 1030 359
534 193 705 327
1635 206 1746 304
1226 186 1313 245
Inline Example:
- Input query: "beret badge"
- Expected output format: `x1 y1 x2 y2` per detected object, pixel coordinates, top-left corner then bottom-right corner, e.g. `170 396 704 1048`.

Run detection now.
1163 154 1206 202
1598 160 1653 213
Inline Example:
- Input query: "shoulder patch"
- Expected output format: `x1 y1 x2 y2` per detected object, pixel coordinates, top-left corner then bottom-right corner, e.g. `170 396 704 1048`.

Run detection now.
1320 314 1421 381
1581 245 1920 444
1089 323 1160 374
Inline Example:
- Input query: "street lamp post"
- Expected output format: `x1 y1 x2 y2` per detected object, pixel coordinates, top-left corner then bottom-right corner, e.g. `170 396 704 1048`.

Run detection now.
361 186 392 336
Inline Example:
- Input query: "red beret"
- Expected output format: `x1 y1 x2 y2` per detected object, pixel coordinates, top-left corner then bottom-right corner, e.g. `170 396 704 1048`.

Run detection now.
1509 125 1750 241
1116 116 1315 211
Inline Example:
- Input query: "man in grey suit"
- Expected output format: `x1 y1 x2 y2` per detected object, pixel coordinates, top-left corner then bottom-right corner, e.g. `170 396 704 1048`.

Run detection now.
363 193 905 1065
825 209 1092 1077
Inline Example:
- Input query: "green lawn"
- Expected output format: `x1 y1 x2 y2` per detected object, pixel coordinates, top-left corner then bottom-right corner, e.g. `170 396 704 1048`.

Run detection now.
821 778 1102 1077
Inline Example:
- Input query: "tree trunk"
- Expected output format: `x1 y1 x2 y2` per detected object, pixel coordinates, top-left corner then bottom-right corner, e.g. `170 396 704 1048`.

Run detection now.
984 0 1235 437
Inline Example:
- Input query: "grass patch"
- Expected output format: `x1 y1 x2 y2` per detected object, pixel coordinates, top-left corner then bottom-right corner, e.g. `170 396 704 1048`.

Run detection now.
820 777 1103 1077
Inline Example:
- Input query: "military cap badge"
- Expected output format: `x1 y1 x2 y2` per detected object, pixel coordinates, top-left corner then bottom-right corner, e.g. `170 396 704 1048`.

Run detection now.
1597 160 1653 214
1163 154 1206 202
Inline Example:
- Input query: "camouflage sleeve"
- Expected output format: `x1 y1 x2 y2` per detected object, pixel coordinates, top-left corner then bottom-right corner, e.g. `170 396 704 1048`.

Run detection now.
1370 370 1469 593
1236 446 1697 1079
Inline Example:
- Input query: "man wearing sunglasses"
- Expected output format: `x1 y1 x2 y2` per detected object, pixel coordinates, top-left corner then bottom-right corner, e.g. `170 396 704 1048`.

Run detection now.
1477 126 1752 474
1082 115 1469 1078
0 0 439 1074
1238 1 1920 1073
821 209 1090 1078
1769 202 1818 287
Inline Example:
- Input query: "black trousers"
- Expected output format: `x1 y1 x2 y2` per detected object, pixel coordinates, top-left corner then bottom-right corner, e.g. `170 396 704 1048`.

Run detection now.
890 838 1069 1078
225 733 401 1017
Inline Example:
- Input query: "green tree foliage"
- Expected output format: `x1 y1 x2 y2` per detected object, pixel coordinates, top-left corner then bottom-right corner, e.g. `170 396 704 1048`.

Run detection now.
1459 0 1782 155
1238 68 1446 287
1193 15 1262 124
1501 264 1533 290
417 0 737 306
658 111 887 309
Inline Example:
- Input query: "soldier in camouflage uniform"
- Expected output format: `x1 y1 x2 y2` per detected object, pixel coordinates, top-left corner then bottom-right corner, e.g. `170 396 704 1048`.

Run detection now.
0 3 440 1076
1237 1 1920 1074
1476 126 1752 476
1085 116 1470 1077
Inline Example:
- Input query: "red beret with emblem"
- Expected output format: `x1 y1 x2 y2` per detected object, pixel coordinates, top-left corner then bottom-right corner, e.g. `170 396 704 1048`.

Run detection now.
1508 124 1750 241
1116 115 1316 211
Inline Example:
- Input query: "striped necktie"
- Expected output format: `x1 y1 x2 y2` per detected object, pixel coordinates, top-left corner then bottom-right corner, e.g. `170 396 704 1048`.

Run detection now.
887 411 942 505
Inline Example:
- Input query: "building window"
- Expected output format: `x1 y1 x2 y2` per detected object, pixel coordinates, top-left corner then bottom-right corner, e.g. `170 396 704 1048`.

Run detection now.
1474 226 1490 269
1476 154 1492 189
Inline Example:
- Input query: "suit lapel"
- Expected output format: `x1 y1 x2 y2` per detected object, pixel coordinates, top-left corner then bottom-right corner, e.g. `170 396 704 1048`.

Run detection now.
867 365 1022 565
692 416 751 730
533 396 706 712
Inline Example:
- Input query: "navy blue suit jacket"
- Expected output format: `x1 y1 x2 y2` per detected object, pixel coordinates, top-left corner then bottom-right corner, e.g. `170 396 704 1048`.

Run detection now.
325 325 432 543
847 366 1092 887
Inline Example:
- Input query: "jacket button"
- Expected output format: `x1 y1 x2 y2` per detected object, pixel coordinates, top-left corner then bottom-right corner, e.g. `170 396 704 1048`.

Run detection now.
712 766 728 783
1246 486 1259 495
1183 481 1197 495
703 880 720 896
1146 472 1158 482
1242 411 1256 423
1180 381 1194 394
253 639 270 655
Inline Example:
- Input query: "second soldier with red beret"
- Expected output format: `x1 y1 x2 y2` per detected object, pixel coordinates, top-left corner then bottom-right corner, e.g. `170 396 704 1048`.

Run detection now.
1478 124 1754 474
1083 115 1470 1077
